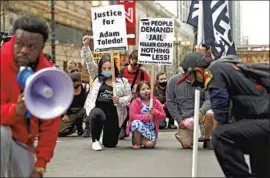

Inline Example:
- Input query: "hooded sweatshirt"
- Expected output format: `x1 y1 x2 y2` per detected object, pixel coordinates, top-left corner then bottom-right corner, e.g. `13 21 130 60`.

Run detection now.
0 36 60 168
166 74 211 122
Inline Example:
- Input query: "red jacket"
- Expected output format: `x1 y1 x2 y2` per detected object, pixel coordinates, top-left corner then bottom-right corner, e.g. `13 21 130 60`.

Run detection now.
0 36 60 168
126 97 166 136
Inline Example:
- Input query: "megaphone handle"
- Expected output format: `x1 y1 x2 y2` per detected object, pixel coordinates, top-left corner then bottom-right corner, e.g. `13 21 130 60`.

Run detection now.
25 112 31 118
25 112 31 133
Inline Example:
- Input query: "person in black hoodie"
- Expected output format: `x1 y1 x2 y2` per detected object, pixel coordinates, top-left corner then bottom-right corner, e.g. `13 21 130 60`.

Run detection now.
154 72 176 129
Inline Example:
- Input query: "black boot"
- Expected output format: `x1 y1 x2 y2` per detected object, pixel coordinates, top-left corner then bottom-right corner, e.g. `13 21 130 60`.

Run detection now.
77 125 84 136
203 139 214 150
168 118 177 129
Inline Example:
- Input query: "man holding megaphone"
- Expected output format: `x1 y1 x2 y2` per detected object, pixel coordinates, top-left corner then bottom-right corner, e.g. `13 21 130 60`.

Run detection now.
0 16 70 178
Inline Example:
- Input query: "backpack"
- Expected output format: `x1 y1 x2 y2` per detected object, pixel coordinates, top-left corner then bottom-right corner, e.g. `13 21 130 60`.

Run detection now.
217 55 270 92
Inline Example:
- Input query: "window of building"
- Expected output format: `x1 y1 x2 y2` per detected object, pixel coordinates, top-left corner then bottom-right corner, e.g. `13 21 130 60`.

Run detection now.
54 23 83 45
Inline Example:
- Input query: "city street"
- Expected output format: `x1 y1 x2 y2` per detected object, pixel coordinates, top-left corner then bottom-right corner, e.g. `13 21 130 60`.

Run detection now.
45 130 224 177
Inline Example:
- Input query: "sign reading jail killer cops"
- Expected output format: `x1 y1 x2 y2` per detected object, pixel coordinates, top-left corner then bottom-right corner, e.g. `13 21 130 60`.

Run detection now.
93 51 121 70
138 18 174 65
91 5 128 52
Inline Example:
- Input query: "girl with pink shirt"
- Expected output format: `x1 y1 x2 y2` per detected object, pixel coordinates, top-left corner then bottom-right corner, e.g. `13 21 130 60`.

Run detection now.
127 81 166 149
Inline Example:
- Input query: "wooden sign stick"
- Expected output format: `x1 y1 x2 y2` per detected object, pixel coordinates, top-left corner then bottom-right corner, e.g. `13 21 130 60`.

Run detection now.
149 65 155 111
110 51 117 106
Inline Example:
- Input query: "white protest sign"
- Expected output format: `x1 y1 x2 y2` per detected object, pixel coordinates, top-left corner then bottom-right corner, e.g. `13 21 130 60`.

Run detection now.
138 18 174 65
91 5 128 52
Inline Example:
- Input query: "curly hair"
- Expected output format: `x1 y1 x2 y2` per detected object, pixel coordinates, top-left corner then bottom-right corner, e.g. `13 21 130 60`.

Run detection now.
12 15 49 42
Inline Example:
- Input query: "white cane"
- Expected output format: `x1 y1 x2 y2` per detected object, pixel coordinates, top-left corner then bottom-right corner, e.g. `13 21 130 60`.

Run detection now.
192 89 200 177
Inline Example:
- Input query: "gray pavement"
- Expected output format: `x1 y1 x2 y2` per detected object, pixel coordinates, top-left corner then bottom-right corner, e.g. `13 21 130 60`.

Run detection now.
45 130 224 177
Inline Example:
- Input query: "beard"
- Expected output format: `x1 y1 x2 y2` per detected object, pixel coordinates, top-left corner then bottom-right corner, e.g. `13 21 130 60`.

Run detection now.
74 85 81 89
15 56 38 69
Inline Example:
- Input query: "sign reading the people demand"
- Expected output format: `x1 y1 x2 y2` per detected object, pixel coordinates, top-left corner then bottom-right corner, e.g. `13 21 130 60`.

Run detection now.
93 51 121 70
91 5 128 52
138 18 174 65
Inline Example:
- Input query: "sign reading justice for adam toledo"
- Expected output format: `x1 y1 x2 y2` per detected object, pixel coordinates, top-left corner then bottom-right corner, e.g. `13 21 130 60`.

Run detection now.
138 18 174 65
91 5 128 52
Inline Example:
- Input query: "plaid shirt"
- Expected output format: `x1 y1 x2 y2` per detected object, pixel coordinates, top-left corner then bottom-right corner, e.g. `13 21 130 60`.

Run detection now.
82 47 132 127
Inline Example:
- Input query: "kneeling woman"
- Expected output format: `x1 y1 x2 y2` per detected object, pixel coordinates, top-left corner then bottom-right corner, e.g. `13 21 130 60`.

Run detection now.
127 81 166 149
84 54 131 151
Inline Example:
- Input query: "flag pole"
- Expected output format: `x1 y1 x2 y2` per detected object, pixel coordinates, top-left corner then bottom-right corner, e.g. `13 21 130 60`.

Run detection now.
196 0 203 46
192 1 203 178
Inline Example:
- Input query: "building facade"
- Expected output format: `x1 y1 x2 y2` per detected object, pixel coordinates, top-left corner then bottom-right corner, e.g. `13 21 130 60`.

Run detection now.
1 1 193 75
0 0 99 69
179 1 191 23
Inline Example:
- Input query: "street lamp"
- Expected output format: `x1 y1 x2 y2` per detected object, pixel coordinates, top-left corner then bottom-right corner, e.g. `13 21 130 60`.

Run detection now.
51 0 56 63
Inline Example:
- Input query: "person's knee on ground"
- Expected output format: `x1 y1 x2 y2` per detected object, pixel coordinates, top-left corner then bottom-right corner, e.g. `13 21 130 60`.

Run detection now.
175 128 193 149
142 138 156 149
103 141 118 148
102 122 120 148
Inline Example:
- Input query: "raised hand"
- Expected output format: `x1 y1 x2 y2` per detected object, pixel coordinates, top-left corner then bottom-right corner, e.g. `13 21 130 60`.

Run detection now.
82 35 91 48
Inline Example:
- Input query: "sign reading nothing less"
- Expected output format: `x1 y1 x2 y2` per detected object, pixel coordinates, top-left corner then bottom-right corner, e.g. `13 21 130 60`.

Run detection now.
138 18 174 65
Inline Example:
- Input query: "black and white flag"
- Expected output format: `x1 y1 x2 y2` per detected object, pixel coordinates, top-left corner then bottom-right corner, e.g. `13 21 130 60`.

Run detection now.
187 0 199 27
187 0 237 60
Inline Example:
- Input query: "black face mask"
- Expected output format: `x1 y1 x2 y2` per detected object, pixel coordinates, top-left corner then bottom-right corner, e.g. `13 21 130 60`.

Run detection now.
192 80 204 88
74 85 80 89
159 81 167 88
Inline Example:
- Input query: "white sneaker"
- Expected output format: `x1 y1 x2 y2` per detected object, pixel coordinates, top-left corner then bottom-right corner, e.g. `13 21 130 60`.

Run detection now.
92 141 102 151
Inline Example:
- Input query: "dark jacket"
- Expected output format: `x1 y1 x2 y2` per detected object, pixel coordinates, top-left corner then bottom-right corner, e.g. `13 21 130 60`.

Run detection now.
154 85 166 104
207 60 270 123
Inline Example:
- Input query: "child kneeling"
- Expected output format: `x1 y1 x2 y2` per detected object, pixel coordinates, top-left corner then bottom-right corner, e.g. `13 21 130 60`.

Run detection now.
126 81 166 149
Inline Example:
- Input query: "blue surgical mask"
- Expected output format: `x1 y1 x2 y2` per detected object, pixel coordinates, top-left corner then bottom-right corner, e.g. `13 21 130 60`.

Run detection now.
101 71 112 78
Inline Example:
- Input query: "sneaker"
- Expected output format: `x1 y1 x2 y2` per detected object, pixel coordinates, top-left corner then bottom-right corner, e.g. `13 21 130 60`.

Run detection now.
92 141 102 151
168 124 177 129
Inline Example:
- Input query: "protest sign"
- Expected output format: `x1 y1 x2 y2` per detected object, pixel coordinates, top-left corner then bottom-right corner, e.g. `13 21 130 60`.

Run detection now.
138 18 174 65
91 5 128 52
93 51 121 70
